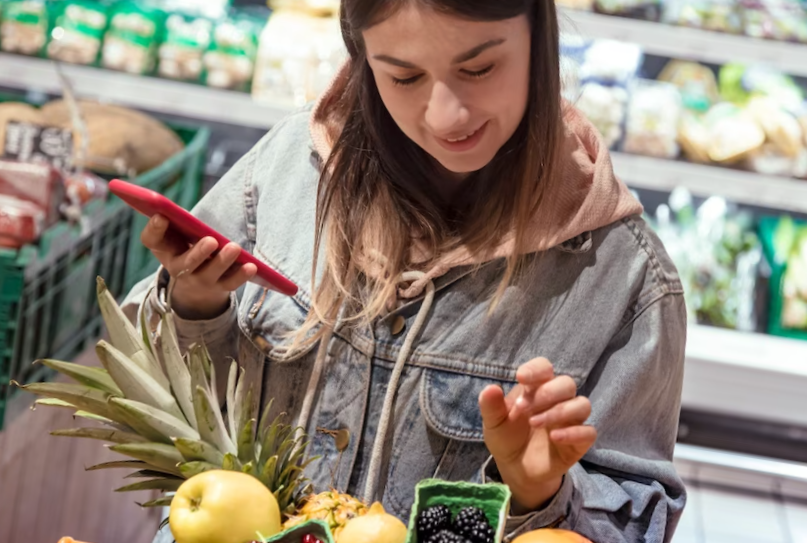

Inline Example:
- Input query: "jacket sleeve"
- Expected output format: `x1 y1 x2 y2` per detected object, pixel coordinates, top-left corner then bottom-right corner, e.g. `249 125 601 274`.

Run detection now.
488 291 688 543
121 130 263 364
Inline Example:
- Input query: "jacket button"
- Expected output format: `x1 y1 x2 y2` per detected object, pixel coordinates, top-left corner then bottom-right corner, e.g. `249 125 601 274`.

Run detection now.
390 315 406 336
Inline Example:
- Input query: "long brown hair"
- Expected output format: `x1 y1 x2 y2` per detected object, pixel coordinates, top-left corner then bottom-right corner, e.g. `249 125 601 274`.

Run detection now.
299 0 563 342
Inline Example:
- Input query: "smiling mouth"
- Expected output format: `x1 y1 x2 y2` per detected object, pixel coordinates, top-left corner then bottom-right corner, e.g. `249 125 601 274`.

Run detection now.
445 127 481 143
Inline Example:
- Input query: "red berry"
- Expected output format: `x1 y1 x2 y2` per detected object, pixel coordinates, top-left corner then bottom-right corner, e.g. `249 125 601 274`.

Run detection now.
302 535 322 543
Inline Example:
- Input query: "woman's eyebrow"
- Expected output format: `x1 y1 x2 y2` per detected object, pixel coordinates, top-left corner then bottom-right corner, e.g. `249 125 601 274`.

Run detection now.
372 38 507 69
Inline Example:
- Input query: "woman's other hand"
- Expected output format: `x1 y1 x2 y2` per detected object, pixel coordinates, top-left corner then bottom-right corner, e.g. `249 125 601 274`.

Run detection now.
479 357 597 512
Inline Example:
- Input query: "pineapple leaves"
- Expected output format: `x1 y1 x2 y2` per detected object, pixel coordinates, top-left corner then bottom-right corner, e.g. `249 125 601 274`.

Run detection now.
13 381 117 421
160 311 196 432
226 360 238 441
97 340 185 422
222 453 242 471
178 461 218 478
193 385 236 456
237 418 256 462
34 359 122 396
50 427 149 444
115 479 183 493
125 469 183 480
173 437 225 466
108 442 184 475
85 460 180 478
96 277 169 391
138 496 175 508
109 398 200 443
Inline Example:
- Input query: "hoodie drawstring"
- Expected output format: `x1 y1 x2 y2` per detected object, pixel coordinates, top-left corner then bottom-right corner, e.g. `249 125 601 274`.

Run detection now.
363 271 435 502
295 271 436 503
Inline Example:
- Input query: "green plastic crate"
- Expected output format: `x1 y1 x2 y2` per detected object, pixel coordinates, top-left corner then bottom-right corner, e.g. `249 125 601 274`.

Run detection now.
759 216 807 342
0 122 209 429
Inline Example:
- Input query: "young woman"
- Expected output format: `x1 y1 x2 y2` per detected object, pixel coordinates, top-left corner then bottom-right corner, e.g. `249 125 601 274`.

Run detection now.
125 0 687 541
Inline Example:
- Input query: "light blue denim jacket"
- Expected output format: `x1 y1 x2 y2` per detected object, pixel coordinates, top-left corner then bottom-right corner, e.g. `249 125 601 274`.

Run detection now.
125 107 687 543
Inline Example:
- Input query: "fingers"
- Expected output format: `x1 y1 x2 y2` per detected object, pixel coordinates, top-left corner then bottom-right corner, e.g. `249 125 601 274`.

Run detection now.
517 375 577 417
141 215 188 257
195 242 241 283
516 358 555 388
479 385 510 431
550 425 598 447
529 396 591 429
219 263 258 292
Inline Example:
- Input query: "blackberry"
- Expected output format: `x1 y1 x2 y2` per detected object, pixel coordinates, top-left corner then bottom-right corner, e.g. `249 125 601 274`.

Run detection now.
426 530 467 543
453 507 494 543
416 505 452 539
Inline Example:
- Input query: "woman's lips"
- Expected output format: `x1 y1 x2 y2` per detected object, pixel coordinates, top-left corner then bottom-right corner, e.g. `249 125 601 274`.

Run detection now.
435 121 488 153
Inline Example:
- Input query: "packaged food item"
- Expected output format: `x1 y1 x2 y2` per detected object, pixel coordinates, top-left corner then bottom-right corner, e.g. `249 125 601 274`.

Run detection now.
0 0 49 55
663 0 744 33
594 0 662 21
0 102 45 151
704 102 766 164
746 143 807 177
745 96 804 158
268 0 340 17
741 0 807 42
556 0 596 10
158 13 213 82
64 169 107 206
0 159 65 224
578 40 643 87
649 188 762 331
767 217 807 331
678 112 713 163
40 99 184 174
47 0 109 65
202 9 265 92
576 83 630 149
0 194 46 249
161 0 230 20
730 64 805 112
252 10 345 106
101 1 165 75
623 80 683 159
658 60 720 113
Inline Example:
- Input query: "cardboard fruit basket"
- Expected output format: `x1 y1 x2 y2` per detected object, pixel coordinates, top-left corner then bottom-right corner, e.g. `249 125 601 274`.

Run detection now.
406 479 512 543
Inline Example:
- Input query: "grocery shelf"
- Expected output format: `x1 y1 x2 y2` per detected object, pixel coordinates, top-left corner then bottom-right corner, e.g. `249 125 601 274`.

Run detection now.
612 152 807 214
559 8 807 78
0 52 291 129
683 325 807 427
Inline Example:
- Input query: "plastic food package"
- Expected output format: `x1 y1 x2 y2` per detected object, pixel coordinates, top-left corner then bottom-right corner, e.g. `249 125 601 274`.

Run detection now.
268 0 340 17
0 194 46 249
769 217 807 331
0 159 65 225
658 60 720 113
650 188 762 331
158 13 213 82
578 40 643 86
663 0 744 33
704 103 766 164
576 83 630 149
741 0 807 42
745 96 805 158
556 0 596 10
47 0 109 65
160 0 230 20
202 10 265 91
594 0 663 20
0 0 49 55
623 80 683 159
252 11 346 106
102 1 165 75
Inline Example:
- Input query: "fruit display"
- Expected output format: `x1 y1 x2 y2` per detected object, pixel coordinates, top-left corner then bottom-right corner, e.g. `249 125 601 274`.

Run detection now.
557 0 807 44
760 216 807 339
647 188 763 331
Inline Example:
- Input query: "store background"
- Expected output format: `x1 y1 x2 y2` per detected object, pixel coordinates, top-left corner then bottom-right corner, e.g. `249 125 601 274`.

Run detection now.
0 0 806 541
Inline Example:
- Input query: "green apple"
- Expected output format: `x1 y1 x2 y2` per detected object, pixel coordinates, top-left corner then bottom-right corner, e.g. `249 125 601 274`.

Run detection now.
170 470 281 543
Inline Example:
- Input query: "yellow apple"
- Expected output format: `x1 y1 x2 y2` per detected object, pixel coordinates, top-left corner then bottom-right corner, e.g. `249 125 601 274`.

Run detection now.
337 502 407 543
169 470 281 543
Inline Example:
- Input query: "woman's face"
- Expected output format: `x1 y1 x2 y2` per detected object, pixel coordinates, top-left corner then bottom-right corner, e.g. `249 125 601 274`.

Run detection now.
363 5 532 175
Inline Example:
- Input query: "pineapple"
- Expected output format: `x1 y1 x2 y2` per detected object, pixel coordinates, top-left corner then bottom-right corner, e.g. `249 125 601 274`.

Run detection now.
14 277 317 518
284 490 368 537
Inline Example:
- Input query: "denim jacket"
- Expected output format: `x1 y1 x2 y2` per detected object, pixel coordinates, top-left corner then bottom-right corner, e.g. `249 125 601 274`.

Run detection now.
125 107 687 543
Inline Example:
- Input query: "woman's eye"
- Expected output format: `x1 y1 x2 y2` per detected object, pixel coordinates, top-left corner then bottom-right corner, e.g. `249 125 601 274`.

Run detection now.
462 65 495 79
392 74 422 87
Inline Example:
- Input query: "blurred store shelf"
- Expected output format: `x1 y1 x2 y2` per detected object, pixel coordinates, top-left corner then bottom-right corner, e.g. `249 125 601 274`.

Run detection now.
612 152 807 214
559 8 807 78
0 52 290 129
684 325 807 427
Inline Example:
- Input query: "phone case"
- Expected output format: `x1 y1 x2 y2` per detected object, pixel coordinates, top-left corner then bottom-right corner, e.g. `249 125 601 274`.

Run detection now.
109 179 298 296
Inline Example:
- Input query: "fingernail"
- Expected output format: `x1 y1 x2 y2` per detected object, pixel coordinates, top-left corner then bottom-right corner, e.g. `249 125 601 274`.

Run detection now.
151 215 166 228
203 238 218 252
529 413 546 427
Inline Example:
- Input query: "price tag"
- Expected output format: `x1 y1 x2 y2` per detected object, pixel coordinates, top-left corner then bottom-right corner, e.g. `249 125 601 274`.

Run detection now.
3 121 74 170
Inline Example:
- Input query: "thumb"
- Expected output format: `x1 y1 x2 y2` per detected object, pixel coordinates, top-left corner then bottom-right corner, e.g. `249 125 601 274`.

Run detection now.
479 385 510 431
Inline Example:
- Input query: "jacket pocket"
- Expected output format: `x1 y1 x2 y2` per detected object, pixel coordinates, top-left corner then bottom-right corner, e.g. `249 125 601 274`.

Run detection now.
241 282 316 362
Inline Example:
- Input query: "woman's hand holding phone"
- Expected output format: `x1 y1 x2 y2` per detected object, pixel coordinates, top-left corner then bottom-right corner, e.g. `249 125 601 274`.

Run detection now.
141 214 258 320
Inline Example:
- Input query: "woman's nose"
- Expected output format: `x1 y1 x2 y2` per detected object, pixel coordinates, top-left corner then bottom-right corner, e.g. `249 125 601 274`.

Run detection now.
424 81 470 136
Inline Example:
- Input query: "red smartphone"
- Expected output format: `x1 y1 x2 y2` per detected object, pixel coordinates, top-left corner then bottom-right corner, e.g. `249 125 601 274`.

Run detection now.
109 179 298 297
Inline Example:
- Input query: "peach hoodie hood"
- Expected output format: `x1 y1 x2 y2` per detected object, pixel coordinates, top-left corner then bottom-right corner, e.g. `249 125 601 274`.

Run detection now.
309 64 643 298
